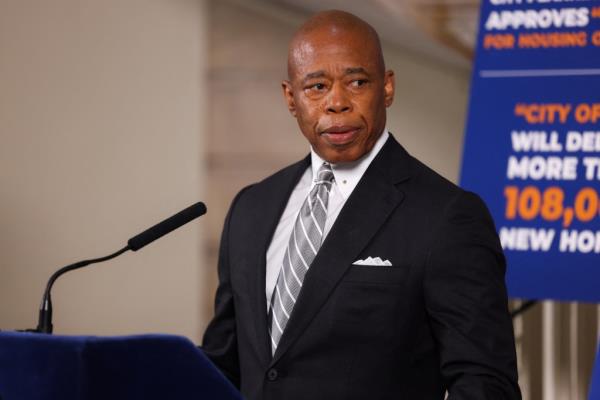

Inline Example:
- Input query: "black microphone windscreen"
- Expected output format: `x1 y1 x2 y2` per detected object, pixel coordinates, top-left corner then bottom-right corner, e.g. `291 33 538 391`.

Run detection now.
127 202 206 251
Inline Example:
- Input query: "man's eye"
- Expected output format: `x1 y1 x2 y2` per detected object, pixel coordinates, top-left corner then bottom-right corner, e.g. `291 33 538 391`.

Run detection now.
351 79 367 88
309 83 326 91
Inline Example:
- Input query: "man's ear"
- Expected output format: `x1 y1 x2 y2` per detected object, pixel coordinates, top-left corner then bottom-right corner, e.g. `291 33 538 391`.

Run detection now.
282 80 297 117
383 70 395 108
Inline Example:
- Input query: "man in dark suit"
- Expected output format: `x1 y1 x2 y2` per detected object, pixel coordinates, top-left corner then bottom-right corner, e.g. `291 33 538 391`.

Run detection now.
202 10 520 400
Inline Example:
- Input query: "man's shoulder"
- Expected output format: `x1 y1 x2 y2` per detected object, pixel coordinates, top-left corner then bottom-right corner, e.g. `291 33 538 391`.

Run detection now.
408 155 462 199
387 140 490 222
382 136 463 202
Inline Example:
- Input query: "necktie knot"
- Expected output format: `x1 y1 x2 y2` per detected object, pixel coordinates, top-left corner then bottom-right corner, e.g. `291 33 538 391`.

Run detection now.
314 163 334 186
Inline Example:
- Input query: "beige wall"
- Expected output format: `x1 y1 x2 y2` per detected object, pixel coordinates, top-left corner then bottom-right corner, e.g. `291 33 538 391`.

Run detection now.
0 0 207 339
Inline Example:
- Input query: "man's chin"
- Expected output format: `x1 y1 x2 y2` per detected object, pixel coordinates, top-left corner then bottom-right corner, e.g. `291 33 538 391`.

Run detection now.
316 146 366 164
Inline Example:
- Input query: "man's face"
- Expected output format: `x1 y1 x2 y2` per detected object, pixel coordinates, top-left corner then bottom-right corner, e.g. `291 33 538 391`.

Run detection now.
283 29 395 163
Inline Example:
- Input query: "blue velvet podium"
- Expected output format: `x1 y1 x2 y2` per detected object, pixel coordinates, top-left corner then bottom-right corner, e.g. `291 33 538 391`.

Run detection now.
0 331 242 400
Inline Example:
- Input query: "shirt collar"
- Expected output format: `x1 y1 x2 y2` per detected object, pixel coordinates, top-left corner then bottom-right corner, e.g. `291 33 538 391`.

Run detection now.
310 128 389 200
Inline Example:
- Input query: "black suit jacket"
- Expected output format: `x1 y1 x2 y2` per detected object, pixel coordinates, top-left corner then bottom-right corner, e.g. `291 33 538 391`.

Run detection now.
202 135 521 400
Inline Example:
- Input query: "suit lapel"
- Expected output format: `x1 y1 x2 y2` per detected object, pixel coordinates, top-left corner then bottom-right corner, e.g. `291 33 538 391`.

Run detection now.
249 156 310 366
270 136 411 365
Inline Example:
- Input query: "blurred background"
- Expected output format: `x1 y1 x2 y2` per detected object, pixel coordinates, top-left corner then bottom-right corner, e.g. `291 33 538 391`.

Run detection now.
0 0 597 399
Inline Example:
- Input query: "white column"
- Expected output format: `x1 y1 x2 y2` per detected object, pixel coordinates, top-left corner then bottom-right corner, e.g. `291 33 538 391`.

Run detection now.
542 301 557 400
569 302 578 400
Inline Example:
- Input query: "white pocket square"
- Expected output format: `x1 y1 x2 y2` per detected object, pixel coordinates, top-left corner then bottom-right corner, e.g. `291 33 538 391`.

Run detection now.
352 256 392 266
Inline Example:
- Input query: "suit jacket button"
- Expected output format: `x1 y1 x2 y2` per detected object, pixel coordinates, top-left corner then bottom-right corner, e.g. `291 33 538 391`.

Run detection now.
267 368 278 381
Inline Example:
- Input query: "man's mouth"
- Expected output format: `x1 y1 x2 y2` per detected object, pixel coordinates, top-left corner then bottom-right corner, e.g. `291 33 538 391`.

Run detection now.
321 126 360 145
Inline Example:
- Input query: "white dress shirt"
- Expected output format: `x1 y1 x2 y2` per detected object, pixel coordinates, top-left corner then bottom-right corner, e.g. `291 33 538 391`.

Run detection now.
265 129 390 309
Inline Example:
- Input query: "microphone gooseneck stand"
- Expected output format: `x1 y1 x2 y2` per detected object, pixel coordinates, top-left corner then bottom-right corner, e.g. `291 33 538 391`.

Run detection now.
22 201 207 334
36 246 130 334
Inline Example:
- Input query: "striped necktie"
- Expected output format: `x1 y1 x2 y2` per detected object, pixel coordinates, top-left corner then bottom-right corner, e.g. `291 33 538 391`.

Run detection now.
269 162 335 355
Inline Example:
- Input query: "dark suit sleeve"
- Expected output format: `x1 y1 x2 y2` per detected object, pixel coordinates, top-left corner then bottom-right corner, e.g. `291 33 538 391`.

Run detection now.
424 191 521 399
201 187 250 388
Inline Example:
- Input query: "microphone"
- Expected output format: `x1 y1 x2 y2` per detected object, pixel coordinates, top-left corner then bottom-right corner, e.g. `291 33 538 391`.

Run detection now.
128 202 206 251
35 202 207 334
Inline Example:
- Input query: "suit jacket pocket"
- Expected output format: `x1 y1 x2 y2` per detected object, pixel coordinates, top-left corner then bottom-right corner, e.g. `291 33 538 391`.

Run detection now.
330 265 409 337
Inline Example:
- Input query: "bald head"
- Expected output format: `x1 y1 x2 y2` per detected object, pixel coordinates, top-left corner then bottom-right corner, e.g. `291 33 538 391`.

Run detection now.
287 10 385 79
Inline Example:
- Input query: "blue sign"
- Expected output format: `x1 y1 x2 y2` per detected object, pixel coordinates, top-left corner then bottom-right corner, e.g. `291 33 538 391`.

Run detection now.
461 0 600 302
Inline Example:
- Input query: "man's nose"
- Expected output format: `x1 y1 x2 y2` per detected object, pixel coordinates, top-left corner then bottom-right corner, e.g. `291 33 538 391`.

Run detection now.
325 84 351 113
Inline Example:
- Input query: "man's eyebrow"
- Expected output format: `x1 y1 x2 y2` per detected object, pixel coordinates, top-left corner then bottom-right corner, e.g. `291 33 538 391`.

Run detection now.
302 67 369 81
304 71 326 80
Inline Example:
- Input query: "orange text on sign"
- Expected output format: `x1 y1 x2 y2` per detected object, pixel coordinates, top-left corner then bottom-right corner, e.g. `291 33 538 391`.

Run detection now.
514 103 571 124
518 31 587 49
574 104 600 124
504 186 600 228
484 33 515 49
